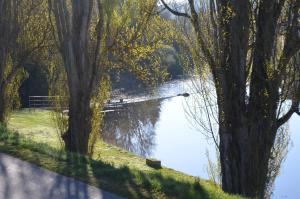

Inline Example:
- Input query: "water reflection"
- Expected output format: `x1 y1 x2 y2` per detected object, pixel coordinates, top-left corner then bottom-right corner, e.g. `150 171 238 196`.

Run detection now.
100 79 217 180
102 99 162 157
101 79 299 198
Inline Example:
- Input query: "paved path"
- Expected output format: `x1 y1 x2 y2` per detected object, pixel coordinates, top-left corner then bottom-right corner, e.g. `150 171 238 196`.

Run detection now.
0 153 125 199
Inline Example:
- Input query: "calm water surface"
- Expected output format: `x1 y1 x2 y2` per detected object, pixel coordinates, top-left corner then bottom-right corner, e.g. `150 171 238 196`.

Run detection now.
102 79 299 199
273 115 300 199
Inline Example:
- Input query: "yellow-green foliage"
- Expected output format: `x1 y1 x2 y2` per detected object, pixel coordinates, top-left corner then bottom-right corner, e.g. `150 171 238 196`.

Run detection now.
98 0 175 87
18 0 50 59
0 0 50 123
3 56 28 122
48 55 69 148
89 75 111 155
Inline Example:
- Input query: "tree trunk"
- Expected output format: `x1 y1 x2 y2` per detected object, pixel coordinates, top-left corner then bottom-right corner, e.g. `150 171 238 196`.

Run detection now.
62 88 92 154
0 52 8 124
49 0 98 154
0 0 17 124
217 1 281 197
219 110 277 198
0 86 6 123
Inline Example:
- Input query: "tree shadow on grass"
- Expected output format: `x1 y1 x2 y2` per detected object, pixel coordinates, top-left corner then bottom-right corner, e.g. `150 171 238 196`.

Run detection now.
87 157 212 199
0 127 213 199
24 145 213 199
0 127 95 199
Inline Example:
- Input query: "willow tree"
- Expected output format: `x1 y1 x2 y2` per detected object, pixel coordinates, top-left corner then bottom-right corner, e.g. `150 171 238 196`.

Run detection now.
0 0 49 123
162 0 300 198
48 0 171 154
0 0 20 123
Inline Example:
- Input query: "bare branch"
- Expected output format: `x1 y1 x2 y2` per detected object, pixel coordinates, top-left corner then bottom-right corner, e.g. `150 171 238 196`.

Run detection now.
277 102 299 128
277 61 300 127
160 0 191 18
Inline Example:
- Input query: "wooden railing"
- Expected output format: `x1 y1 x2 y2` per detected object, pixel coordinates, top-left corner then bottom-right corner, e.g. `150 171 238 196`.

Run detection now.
28 94 185 110
28 96 60 109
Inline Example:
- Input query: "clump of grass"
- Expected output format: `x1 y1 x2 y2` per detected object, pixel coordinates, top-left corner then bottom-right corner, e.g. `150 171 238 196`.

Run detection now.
1 110 244 199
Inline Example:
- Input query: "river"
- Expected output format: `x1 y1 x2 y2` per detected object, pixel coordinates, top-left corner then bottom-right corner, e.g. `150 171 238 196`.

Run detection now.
102 79 299 199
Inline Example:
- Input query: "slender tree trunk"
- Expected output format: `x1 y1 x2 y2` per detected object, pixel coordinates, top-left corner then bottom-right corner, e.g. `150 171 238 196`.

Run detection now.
0 85 6 123
49 0 100 154
0 52 8 123
62 87 92 154
61 42 94 154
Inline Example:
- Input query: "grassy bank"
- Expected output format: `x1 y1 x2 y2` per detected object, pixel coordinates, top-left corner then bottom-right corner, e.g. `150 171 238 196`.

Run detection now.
0 109 243 199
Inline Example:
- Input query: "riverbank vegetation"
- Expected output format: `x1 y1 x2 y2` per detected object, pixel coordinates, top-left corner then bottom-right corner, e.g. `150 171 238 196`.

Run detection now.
0 109 243 199
0 0 299 198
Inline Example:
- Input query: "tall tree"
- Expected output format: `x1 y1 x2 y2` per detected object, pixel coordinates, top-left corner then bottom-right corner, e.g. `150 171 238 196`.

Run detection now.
162 0 300 198
0 0 49 123
48 0 170 154
0 0 20 122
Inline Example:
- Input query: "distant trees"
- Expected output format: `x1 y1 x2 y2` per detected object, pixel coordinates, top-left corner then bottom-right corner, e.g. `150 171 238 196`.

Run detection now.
162 0 300 198
48 0 172 154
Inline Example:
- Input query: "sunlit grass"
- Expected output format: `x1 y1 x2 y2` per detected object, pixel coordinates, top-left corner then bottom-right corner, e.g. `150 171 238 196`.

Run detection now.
8 109 154 171
0 109 245 199
8 109 60 148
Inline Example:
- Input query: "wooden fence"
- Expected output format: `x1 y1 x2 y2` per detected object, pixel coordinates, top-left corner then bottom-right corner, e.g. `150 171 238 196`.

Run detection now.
28 96 60 109
28 96 158 111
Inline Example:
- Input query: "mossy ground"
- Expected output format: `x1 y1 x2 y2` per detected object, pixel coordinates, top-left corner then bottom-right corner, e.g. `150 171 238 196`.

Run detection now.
0 109 244 199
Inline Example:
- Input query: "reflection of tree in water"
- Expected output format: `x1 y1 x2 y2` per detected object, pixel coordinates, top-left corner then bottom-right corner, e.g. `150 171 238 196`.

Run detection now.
102 99 162 157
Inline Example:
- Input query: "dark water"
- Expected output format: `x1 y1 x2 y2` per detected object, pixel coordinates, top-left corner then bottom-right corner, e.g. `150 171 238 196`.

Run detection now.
102 79 300 199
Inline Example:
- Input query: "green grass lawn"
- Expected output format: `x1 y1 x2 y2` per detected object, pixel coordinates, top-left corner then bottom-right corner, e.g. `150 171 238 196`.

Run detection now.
0 109 244 199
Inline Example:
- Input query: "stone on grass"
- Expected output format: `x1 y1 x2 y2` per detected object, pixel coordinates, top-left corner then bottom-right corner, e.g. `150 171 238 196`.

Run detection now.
146 158 161 169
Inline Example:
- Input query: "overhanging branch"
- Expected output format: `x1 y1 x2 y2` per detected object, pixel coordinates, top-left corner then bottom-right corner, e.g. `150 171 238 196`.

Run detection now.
160 0 191 18
277 101 300 128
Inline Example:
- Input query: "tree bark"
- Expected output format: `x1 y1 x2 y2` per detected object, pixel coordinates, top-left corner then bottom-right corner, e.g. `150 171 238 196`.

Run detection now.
0 85 6 123
0 53 7 123
49 0 102 154
216 0 286 197
62 88 92 154
219 116 277 198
